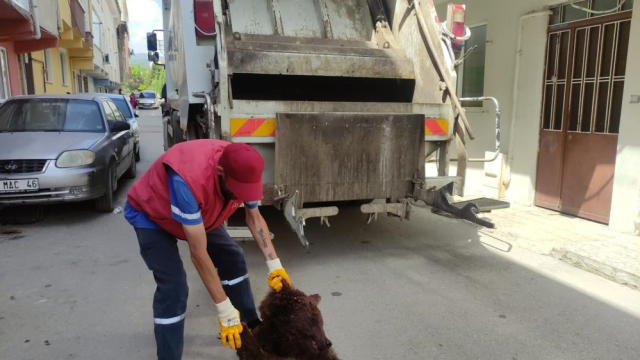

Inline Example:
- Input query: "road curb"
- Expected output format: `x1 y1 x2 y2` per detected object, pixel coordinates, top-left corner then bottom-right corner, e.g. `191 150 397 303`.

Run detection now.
552 247 640 290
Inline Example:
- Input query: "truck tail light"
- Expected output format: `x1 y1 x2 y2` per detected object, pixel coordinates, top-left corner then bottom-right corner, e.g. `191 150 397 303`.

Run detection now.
446 4 467 50
194 0 216 37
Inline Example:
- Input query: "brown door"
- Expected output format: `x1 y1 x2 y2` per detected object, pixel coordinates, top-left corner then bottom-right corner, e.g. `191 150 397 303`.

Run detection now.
535 14 631 224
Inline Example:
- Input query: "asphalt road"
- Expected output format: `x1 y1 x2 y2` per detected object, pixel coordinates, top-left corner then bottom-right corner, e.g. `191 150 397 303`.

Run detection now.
1 108 640 360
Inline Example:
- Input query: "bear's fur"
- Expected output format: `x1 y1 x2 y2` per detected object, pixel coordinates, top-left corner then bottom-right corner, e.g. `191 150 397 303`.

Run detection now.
237 284 340 360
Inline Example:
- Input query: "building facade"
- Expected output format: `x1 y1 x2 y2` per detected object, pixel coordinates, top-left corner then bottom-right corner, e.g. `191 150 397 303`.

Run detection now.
29 0 93 94
433 0 638 234
0 0 59 101
83 0 123 93
117 0 130 90
0 0 128 98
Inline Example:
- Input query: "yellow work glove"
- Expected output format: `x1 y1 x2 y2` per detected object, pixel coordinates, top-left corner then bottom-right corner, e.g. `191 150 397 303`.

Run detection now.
215 298 243 349
266 258 291 292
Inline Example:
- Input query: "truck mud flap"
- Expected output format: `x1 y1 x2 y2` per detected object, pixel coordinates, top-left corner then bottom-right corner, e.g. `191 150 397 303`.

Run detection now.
275 112 425 204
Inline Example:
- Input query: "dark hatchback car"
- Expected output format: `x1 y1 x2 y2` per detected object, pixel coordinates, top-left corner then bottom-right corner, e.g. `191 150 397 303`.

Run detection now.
0 94 136 212
100 93 141 162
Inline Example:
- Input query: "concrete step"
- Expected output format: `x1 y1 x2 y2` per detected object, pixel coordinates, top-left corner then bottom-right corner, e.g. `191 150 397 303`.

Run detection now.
552 237 640 290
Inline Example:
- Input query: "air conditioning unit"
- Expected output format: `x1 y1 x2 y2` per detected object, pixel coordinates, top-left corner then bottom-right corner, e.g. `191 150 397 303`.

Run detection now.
104 54 110 64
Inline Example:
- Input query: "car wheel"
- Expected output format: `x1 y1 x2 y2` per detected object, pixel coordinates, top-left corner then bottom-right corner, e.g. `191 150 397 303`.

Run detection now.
124 155 137 179
95 164 115 212
135 144 141 162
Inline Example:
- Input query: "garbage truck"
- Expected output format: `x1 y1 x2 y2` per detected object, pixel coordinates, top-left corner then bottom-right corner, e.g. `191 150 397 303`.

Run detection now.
148 0 508 247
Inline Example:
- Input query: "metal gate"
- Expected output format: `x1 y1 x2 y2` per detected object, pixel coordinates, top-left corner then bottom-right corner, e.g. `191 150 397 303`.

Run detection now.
535 12 631 223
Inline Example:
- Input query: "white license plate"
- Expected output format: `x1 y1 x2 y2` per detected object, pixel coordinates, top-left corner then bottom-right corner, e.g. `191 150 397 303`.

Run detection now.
0 179 39 193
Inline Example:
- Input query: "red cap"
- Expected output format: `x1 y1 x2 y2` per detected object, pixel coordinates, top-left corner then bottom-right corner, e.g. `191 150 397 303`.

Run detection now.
218 144 264 201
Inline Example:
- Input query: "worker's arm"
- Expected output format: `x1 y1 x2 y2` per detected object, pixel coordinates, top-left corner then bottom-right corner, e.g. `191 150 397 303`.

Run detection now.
244 203 277 261
184 223 226 303
183 223 242 349
245 204 291 291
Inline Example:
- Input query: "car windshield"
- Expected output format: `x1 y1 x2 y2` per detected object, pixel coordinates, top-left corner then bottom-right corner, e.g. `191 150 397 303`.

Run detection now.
0 99 105 133
112 98 133 118
140 92 156 99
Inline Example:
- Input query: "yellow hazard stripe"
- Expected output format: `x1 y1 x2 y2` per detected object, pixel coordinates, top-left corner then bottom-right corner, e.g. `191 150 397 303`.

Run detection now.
425 118 449 136
231 118 276 137
231 117 448 137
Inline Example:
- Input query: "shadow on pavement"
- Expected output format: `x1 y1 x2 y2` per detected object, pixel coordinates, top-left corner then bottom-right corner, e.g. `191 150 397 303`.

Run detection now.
237 204 640 360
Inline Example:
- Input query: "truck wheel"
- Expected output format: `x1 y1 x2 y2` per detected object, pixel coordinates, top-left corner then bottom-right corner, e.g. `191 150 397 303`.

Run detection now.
169 111 184 147
95 164 115 212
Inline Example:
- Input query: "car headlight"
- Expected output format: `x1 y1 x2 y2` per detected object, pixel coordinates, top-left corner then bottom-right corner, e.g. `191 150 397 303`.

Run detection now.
56 150 95 168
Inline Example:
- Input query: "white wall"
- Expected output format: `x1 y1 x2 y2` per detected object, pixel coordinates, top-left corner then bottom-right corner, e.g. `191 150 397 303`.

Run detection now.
506 13 549 205
86 76 95 92
91 0 121 85
105 0 121 85
609 0 640 234
436 1 640 233
435 0 558 200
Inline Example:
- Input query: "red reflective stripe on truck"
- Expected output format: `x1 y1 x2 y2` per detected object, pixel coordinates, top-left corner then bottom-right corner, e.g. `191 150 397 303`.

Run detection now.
234 119 265 136
425 119 448 136
231 118 276 137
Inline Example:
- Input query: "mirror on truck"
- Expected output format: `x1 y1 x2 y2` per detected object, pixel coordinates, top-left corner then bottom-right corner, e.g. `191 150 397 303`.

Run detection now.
148 51 160 63
147 32 158 52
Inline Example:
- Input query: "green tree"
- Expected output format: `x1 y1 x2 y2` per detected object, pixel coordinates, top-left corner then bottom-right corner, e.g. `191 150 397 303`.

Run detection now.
126 64 165 95
148 64 165 95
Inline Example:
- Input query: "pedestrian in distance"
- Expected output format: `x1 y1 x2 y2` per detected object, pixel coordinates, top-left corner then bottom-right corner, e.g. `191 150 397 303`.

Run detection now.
130 92 137 109
125 140 291 360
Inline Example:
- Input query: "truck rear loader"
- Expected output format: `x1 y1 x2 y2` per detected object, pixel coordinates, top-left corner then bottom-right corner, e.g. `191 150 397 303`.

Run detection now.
148 0 509 247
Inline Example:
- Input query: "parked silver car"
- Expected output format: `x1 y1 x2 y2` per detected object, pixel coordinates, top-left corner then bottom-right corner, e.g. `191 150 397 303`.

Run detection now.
0 94 136 212
100 93 141 162
136 90 159 109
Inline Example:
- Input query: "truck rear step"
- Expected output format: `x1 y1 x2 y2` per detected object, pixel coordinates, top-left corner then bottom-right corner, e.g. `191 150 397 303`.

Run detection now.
452 198 511 212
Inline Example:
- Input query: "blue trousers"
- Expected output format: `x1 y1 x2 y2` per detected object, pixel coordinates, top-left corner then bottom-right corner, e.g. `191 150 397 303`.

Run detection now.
135 226 260 360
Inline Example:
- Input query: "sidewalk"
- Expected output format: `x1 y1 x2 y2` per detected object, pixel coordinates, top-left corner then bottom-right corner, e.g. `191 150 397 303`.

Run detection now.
481 203 640 290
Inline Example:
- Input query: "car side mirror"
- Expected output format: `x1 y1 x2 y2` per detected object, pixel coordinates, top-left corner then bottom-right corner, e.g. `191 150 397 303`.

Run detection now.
134 112 139 118
111 121 131 132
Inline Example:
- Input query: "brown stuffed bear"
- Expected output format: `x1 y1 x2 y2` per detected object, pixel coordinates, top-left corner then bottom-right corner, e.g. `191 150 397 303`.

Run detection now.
237 283 340 360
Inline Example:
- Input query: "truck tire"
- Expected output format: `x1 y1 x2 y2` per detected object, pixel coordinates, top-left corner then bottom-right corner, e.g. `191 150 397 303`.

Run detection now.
169 111 184 147
95 164 115 212
162 115 171 151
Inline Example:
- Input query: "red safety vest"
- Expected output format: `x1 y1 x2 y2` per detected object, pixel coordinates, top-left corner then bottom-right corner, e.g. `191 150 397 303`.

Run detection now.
127 139 243 239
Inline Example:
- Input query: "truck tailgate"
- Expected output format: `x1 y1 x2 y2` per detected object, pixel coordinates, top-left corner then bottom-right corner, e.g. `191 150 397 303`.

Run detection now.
275 113 424 204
